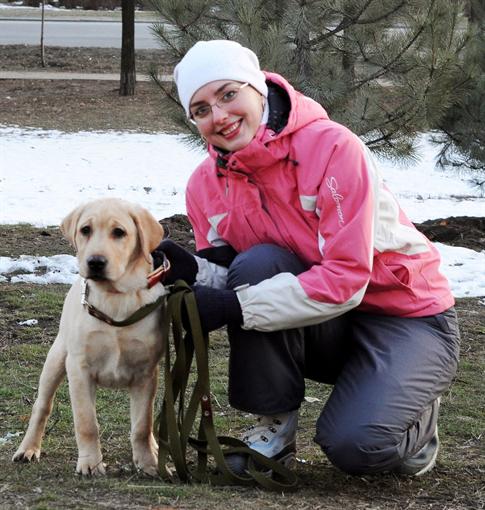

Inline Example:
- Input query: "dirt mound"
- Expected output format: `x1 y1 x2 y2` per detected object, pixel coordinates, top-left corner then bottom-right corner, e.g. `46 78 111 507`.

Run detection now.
159 214 195 251
160 214 485 254
414 216 485 252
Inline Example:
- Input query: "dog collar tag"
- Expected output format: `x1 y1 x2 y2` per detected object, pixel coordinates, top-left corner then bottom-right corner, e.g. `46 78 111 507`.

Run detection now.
80 278 89 306
147 253 171 289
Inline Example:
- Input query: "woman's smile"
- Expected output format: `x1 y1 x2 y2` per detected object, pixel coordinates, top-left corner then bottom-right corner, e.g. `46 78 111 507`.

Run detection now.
219 120 242 138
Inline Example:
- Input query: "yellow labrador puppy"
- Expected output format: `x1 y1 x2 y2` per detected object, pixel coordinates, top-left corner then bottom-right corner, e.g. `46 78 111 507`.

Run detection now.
13 198 168 477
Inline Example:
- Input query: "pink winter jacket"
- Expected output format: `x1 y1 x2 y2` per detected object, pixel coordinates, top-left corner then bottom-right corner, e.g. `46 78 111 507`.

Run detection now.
186 72 454 332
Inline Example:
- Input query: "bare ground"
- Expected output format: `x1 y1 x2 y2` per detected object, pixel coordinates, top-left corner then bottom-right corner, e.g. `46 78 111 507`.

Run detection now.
0 44 173 74
0 45 177 132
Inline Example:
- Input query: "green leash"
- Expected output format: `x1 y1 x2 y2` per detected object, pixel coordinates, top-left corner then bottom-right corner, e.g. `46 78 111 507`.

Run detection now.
156 280 298 492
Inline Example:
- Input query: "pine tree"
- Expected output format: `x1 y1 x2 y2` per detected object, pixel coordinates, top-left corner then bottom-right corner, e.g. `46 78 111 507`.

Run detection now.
149 0 473 162
430 0 484 188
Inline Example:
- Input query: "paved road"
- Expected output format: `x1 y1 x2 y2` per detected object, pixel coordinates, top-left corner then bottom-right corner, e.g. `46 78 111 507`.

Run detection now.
0 70 172 81
0 19 160 48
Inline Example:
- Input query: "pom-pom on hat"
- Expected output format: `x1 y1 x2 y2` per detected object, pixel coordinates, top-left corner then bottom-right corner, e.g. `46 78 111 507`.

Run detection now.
174 40 268 117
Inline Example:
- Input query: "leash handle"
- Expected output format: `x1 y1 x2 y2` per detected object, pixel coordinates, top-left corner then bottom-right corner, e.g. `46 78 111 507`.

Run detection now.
157 280 298 492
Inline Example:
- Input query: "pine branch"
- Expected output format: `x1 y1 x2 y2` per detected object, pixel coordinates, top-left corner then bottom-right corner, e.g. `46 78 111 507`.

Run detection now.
360 98 419 137
328 0 407 29
349 10 431 92
149 70 181 111
149 23 185 58
354 0 406 25
366 129 397 148
179 5 208 32
308 0 406 47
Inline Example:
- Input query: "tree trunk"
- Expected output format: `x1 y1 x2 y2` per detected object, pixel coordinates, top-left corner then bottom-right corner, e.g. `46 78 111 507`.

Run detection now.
120 0 136 96
40 0 46 67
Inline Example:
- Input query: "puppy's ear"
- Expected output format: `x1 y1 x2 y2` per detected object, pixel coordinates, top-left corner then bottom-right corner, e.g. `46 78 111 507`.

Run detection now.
131 206 164 264
60 203 85 251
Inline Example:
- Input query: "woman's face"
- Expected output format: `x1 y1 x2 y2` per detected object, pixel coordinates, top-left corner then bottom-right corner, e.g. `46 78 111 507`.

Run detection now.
189 80 264 152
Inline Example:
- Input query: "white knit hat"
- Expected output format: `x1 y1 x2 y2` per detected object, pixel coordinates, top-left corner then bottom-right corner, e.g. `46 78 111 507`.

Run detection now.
174 40 268 117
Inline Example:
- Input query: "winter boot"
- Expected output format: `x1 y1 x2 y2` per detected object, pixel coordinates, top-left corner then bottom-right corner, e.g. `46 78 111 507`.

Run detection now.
224 410 298 476
395 426 440 476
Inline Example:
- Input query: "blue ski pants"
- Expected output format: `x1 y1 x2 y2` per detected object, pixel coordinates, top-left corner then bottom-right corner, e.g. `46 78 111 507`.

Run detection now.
225 244 460 474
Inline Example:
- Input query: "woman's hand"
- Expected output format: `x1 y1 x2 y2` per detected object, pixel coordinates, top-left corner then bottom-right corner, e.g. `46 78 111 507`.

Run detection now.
152 241 243 332
152 239 198 285
190 285 243 333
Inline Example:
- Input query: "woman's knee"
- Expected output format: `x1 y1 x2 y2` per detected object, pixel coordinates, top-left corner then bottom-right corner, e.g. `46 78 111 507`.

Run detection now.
227 244 306 288
314 419 401 475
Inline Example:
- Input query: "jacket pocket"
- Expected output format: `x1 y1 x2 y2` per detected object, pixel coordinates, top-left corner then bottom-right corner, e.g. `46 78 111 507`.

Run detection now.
367 256 415 293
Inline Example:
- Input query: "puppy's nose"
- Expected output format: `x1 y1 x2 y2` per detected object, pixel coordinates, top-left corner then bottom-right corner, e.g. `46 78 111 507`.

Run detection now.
87 255 108 275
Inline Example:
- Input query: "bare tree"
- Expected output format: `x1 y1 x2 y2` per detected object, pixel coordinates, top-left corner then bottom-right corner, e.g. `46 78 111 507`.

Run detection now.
40 0 46 67
120 0 136 96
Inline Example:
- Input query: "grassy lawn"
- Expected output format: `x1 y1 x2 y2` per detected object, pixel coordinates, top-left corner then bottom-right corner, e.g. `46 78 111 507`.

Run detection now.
0 276 483 509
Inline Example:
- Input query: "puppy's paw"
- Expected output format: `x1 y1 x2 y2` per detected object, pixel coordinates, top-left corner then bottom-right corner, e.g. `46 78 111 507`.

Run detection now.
133 451 159 478
76 457 106 476
139 462 159 478
12 446 41 463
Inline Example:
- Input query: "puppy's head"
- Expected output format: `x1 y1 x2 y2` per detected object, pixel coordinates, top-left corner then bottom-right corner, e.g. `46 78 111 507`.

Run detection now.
61 198 164 288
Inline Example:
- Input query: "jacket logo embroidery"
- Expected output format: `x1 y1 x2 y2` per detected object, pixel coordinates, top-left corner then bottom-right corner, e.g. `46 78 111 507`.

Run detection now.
326 176 345 226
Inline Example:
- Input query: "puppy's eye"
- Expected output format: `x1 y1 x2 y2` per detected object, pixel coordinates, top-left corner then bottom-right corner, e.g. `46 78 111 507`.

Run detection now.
112 227 126 239
80 225 91 236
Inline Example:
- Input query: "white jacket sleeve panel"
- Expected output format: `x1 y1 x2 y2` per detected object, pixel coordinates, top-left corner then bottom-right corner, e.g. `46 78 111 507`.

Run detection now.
194 256 228 289
237 273 366 332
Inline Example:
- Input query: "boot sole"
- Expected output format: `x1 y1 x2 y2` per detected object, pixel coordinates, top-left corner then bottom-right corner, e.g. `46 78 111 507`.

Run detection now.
413 430 440 476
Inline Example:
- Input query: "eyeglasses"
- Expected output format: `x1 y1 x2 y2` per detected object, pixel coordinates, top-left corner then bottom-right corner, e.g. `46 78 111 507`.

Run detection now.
189 82 249 124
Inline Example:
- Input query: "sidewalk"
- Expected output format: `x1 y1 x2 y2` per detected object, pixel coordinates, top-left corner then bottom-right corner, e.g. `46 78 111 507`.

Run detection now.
0 6 158 22
0 70 172 81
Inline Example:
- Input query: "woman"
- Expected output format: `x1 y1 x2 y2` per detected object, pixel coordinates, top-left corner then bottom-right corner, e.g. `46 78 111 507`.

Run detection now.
154 39 460 476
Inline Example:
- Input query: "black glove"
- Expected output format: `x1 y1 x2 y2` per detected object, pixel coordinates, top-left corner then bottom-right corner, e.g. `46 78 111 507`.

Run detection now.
189 285 243 333
152 239 198 285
